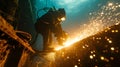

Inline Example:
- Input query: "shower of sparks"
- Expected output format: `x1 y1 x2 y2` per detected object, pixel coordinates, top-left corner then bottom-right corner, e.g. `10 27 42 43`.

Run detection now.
55 2 120 51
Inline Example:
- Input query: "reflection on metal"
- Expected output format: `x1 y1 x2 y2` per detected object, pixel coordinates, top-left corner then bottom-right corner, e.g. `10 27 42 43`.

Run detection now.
0 16 35 53
0 16 35 66
0 39 10 66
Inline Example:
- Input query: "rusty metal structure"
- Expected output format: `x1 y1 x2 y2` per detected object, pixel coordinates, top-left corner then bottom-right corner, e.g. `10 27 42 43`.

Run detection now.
0 16 35 67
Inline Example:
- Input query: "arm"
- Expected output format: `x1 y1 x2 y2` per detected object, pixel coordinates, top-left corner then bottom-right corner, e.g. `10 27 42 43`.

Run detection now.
52 23 68 45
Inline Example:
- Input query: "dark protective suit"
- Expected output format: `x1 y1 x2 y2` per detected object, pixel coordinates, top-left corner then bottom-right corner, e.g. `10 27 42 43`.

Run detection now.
35 8 68 50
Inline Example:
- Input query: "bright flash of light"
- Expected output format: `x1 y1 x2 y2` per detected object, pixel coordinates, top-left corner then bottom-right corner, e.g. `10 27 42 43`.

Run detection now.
61 17 66 21
74 65 78 67
55 2 120 51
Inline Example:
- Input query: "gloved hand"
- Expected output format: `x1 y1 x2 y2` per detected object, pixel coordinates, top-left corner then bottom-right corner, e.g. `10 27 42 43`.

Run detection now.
62 31 69 41
56 31 69 46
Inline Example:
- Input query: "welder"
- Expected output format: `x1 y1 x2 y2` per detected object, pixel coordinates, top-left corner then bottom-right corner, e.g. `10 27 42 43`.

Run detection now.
35 8 68 51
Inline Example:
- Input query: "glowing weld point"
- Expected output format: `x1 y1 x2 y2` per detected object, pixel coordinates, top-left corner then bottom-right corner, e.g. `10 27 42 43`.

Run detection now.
55 46 64 51
55 37 81 51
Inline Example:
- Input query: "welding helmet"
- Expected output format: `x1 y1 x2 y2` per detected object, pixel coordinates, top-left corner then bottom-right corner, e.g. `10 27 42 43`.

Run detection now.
57 8 66 22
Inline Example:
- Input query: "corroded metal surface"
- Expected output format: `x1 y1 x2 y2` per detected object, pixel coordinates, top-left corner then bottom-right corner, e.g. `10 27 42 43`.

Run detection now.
0 39 10 67
0 16 35 53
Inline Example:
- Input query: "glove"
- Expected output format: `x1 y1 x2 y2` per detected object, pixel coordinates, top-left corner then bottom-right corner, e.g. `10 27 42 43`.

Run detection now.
57 31 69 46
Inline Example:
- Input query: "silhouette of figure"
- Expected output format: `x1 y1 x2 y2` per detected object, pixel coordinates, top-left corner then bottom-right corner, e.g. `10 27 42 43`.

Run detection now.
35 8 68 50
